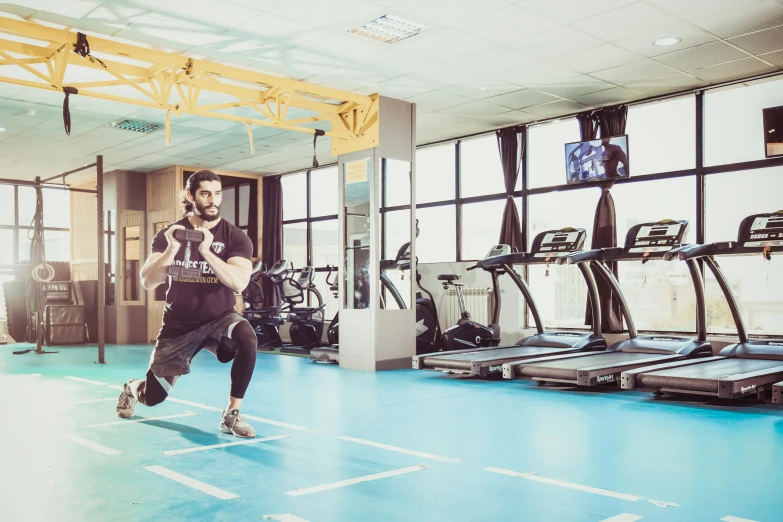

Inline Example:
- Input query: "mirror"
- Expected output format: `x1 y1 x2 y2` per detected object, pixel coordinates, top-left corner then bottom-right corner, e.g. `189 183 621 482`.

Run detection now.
123 225 141 302
343 158 371 309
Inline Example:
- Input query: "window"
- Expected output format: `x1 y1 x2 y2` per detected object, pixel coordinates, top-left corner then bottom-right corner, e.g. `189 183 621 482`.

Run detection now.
310 167 337 217
238 184 250 227
0 273 13 320
528 118 580 189
311 220 337 268
44 230 70 262
613 178 697 332
222 186 236 225
625 95 695 175
417 206 457 263
460 135 505 197
384 159 411 208
0 185 14 225
43 188 71 229
526 189 600 329
461 199 506 261
282 171 307 221
0 230 13 265
704 76 783 166
417 144 455 204
18 186 36 227
705 167 783 335
283 222 307 269
384 210 410 263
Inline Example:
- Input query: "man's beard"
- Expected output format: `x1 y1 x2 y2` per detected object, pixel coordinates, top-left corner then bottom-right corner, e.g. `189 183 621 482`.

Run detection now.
195 201 220 222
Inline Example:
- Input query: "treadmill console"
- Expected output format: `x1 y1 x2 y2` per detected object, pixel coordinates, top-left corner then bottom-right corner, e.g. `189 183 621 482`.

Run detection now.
626 220 689 253
484 244 511 258
741 212 783 248
531 228 586 257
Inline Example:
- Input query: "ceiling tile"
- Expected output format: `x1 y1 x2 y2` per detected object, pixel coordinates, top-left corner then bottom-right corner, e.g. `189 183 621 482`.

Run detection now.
393 0 510 27
553 44 643 74
536 75 616 98
455 6 558 44
728 25 783 56
691 57 776 82
443 46 537 77
391 29 493 59
690 0 783 38
407 62 484 88
405 90 472 113
655 41 750 71
464 109 531 127
624 73 706 97
643 0 745 21
438 100 513 117
512 0 636 24
591 59 677 85
486 88 561 109
613 25 717 58
757 49 783 67
572 2 682 42
442 79 527 100
496 61 581 88
271 0 385 28
507 26 603 60
523 100 589 120
570 86 640 106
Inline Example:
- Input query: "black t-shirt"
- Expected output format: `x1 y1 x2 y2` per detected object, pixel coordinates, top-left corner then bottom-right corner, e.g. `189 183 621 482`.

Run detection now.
151 217 253 338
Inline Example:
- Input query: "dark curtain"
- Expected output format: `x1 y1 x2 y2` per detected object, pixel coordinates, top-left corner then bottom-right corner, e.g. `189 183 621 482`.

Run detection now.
496 125 525 252
581 106 627 332
261 175 283 305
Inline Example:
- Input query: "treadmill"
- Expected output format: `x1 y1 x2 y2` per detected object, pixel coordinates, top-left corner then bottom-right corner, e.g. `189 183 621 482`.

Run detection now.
412 228 607 377
621 211 783 400
502 219 713 386
773 381 783 404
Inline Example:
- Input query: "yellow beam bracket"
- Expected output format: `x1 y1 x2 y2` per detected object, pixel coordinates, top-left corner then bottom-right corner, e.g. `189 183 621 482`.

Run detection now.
0 17 379 156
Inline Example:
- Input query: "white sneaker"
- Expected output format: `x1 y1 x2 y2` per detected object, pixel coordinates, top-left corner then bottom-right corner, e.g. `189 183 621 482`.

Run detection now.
219 409 256 438
116 379 138 418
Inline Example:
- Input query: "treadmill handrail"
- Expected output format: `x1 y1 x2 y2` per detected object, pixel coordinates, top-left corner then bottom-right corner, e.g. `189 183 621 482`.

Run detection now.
565 247 626 264
662 244 699 261
675 242 735 260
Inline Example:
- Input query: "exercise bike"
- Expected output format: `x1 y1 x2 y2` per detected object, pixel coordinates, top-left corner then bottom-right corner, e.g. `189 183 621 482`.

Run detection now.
241 259 291 349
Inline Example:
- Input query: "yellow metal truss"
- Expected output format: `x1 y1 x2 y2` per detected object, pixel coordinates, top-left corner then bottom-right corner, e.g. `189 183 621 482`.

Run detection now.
0 17 379 155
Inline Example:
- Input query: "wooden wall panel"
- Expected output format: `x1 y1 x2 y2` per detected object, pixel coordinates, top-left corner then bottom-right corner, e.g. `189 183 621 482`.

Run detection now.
70 178 98 281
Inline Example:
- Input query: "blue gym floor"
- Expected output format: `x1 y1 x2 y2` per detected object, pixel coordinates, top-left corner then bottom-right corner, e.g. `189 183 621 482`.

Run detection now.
1 344 781 522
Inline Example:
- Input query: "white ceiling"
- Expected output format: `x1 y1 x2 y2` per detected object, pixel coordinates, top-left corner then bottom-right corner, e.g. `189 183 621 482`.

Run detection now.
1 0 783 181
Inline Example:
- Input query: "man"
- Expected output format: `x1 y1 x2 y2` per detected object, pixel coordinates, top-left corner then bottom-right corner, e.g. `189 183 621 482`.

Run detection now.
116 170 258 438
598 137 629 177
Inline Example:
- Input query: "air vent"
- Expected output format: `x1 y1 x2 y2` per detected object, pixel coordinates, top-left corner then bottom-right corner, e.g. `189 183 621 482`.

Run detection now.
109 119 163 133
349 14 427 44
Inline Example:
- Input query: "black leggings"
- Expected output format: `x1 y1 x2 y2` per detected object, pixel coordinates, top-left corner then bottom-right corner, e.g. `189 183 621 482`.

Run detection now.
137 320 257 406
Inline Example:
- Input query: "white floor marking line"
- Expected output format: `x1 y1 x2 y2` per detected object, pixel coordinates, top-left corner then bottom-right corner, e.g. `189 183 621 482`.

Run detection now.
722 516 759 522
144 465 238 500
88 411 197 427
10 373 41 378
65 376 107 386
337 436 461 463
244 414 322 433
484 468 644 501
287 465 427 496
165 398 321 432
105 384 124 391
71 398 117 404
599 514 643 522
263 515 311 522
63 434 122 455
263 514 311 522
163 435 290 455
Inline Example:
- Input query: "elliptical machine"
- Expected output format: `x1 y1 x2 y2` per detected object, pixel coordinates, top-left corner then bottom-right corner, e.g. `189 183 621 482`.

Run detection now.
279 266 325 355
435 244 508 351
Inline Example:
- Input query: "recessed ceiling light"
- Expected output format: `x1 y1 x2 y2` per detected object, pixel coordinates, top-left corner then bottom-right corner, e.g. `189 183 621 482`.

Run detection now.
349 14 428 44
0 127 5 132
479 87 487 91
654 37 680 46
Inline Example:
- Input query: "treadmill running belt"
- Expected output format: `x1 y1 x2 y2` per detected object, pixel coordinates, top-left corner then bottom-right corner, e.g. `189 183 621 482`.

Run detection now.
520 352 671 381
423 346 568 370
639 359 783 393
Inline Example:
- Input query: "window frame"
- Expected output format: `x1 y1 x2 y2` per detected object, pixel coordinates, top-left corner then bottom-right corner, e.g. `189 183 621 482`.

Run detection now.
281 77 783 337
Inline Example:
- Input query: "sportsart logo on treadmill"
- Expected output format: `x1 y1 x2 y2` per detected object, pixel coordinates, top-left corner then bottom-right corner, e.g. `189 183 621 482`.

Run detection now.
596 374 615 383
489 366 503 372
768 342 783 346
741 385 758 394
651 337 680 342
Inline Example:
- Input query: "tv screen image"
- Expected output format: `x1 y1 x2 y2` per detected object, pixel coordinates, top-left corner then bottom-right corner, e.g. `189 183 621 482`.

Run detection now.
762 105 783 158
565 135 630 184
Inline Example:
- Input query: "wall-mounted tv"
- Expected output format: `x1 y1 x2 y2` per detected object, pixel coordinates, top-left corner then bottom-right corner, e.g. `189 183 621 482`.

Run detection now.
762 105 783 158
565 135 630 185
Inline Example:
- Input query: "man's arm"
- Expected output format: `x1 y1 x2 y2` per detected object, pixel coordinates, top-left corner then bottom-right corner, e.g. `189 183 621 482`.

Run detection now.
140 247 178 291
200 250 252 293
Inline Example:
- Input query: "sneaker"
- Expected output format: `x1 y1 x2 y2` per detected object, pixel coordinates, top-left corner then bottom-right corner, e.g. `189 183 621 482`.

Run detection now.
219 408 256 438
116 379 138 419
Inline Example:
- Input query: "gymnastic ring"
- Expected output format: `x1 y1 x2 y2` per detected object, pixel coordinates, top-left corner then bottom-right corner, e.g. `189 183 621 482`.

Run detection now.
32 263 55 283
